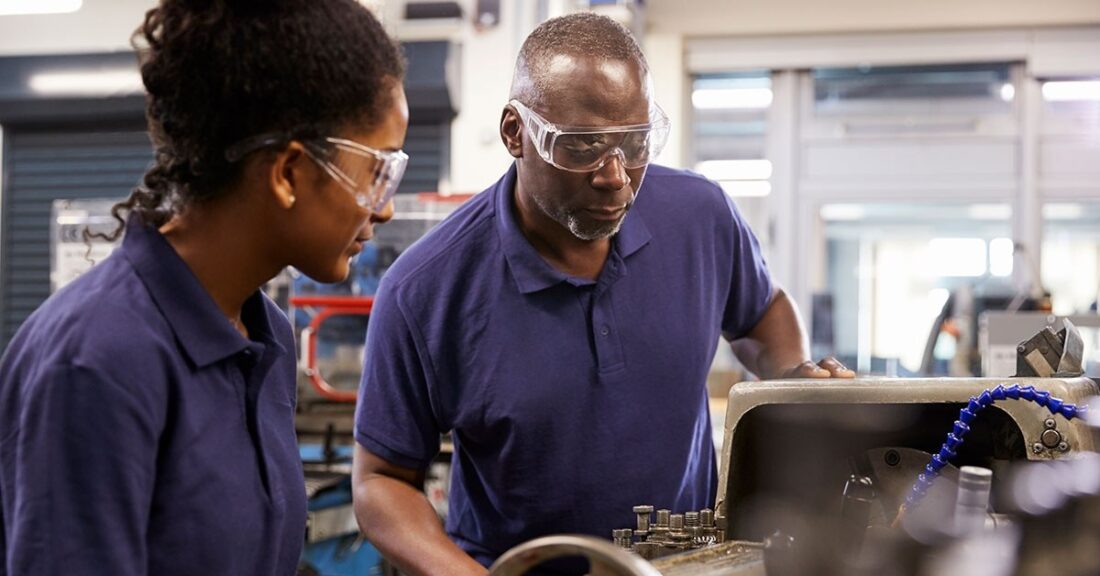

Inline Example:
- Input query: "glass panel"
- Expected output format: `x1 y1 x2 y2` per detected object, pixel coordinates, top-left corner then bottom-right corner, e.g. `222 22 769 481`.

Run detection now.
691 72 772 194
820 203 1014 377
813 63 1014 117
1042 202 1100 316
690 72 772 264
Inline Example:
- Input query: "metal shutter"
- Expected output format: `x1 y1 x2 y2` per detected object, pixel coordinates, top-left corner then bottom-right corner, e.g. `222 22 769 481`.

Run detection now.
1 125 152 348
398 121 447 195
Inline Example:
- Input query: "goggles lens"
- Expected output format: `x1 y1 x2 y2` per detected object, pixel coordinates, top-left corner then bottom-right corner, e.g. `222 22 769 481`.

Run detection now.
306 138 408 212
224 132 408 213
511 99 669 172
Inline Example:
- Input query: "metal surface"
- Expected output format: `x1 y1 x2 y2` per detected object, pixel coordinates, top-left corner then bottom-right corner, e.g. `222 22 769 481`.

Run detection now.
1015 319 1085 377
980 312 1100 377
306 503 360 543
488 535 663 576
715 377 1100 531
648 541 765 576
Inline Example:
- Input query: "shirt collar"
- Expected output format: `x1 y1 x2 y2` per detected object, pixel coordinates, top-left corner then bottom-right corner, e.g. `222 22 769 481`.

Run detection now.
120 216 287 368
494 163 652 295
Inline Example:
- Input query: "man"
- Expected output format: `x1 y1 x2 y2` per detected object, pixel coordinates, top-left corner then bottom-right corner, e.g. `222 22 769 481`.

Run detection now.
352 13 853 576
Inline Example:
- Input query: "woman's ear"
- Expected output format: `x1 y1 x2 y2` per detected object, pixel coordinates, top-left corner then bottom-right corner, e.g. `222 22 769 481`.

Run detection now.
268 141 308 209
500 106 524 159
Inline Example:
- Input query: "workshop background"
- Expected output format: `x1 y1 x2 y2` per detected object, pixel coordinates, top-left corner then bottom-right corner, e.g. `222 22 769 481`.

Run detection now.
1 1 1099 574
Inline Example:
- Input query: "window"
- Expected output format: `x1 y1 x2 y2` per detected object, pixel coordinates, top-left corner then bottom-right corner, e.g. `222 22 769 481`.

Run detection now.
821 203 1014 376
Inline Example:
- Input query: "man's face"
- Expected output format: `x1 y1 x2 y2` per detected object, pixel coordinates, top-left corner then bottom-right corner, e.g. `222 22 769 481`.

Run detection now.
513 55 652 241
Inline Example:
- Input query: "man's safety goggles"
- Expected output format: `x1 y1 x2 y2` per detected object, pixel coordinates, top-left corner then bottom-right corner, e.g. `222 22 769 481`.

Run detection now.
226 133 408 213
510 99 670 173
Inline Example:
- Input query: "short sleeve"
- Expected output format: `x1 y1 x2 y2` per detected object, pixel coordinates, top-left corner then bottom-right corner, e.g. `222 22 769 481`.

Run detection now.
719 192 774 341
5 362 163 575
355 280 442 470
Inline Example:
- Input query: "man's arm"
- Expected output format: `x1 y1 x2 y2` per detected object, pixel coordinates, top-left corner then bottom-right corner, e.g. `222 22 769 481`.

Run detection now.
352 444 488 576
731 287 855 380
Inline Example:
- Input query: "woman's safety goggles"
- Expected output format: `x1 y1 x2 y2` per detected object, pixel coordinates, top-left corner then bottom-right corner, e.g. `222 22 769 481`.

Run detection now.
510 99 670 173
226 133 408 213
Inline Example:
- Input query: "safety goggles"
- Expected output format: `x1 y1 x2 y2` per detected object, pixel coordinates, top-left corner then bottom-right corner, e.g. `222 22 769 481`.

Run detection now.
510 99 670 173
226 133 408 213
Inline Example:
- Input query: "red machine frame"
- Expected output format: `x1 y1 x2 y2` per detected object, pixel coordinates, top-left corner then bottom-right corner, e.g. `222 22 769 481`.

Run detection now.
291 295 374 403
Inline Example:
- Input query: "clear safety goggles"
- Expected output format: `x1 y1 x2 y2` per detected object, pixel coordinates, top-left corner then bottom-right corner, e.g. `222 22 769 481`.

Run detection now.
510 99 670 173
226 133 409 213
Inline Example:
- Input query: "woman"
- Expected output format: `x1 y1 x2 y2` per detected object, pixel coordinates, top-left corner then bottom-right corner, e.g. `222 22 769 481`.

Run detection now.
0 0 406 574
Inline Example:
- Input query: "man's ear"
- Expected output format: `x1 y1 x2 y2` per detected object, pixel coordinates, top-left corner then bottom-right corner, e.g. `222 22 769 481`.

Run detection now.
268 141 308 209
500 106 524 159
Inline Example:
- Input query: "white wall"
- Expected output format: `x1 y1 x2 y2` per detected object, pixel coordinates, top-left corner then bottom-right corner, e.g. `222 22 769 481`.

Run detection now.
646 0 1100 36
0 0 155 56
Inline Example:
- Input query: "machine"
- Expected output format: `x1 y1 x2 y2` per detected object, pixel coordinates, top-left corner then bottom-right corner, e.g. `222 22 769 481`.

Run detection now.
489 323 1100 575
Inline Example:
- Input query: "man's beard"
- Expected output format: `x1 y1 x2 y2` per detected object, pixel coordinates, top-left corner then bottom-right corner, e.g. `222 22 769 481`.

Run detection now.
531 192 631 241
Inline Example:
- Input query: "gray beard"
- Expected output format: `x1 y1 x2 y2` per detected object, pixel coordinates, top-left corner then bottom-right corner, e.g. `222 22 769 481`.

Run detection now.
531 192 626 241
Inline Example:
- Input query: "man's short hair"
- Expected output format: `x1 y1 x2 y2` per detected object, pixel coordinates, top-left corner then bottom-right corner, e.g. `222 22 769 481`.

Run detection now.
511 12 648 107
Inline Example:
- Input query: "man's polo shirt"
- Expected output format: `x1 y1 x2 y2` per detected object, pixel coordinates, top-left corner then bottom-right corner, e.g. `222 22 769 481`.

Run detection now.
355 164 773 566
0 218 306 575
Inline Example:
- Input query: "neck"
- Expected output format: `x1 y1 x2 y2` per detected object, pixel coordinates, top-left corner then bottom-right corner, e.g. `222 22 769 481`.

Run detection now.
512 185 610 281
159 198 281 323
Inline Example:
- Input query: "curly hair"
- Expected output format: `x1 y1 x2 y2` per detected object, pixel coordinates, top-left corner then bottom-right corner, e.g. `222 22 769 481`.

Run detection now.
511 12 647 108
107 0 404 236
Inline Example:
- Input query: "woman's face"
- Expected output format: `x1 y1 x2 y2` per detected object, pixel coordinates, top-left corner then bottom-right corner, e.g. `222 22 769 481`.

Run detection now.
290 81 409 284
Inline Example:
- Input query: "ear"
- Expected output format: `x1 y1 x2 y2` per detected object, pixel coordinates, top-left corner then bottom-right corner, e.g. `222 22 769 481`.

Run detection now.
268 141 309 210
500 105 524 159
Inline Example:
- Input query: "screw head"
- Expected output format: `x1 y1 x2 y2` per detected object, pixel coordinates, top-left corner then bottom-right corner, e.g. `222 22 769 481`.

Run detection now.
884 450 901 467
1033 443 1045 454
1044 418 1056 429
1058 441 1069 452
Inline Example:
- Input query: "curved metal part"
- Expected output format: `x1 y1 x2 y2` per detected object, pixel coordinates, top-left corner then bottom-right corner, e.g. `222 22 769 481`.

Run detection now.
489 535 663 576
297 301 374 400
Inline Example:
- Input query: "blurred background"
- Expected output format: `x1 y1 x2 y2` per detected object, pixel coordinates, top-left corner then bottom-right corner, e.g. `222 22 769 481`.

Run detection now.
2 0 1099 383
3 2 1100 574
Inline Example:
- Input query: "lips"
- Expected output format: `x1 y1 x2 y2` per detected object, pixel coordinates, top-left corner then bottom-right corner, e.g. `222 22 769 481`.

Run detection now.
583 206 626 221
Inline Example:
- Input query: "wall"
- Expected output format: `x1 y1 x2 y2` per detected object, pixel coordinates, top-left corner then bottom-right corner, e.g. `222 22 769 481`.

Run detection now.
645 0 1100 37
0 0 154 56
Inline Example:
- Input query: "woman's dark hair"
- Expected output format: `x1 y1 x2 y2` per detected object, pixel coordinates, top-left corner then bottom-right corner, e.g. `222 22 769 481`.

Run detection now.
108 0 404 235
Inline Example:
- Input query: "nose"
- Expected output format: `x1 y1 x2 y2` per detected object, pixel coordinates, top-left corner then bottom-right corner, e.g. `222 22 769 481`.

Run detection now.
589 149 630 192
370 199 395 224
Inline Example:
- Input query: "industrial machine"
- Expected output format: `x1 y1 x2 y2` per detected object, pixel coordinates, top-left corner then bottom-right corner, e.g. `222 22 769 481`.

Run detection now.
489 323 1100 575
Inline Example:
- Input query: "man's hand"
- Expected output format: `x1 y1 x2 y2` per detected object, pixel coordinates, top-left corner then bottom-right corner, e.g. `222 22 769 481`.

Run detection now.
781 357 855 379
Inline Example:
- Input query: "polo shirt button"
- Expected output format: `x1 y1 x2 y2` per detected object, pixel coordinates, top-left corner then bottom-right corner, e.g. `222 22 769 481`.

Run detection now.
600 326 610 336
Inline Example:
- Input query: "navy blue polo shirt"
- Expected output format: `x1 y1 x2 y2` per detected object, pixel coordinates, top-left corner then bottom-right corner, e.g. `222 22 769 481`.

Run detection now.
0 218 306 575
355 164 772 566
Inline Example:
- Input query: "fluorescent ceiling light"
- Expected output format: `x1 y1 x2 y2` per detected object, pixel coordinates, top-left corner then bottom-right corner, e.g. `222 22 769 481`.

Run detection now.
695 159 772 181
967 204 1011 220
0 0 82 16
999 83 1015 102
1042 203 1084 220
718 180 771 198
692 88 773 110
1042 80 1100 102
29 70 143 97
820 204 866 221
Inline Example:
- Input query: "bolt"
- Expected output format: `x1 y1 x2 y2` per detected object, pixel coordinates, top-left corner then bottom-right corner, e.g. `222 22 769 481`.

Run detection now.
633 505 654 534
700 508 714 528
670 514 685 531
655 509 671 528
1058 441 1069 452
1033 443 1045 454
885 450 901 467
1044 418 1056 429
